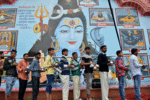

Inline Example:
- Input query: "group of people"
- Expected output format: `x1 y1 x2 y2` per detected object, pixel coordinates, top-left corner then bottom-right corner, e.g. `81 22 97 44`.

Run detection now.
0 45 145 100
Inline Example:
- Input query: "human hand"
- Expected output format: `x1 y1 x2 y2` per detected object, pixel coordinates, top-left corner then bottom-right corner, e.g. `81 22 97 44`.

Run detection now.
13 63 18 66
68 65 73 67
142 65 145 69
107 63 113 66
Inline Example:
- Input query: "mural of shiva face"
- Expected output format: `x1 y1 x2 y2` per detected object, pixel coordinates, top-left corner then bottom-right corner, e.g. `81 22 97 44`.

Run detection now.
54 17 84 50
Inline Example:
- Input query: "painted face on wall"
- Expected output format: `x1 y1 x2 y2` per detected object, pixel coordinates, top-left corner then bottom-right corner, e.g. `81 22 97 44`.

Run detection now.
54 17 84 50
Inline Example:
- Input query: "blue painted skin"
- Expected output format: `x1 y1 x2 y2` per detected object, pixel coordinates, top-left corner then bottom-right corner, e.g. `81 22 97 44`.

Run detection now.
54 17 84 51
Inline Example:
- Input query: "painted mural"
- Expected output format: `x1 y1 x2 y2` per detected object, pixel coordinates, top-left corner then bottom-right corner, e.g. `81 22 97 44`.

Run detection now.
0 0 150 90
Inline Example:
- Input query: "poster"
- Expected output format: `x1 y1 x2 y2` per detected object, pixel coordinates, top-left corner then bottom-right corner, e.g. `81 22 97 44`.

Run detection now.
0 0 149 90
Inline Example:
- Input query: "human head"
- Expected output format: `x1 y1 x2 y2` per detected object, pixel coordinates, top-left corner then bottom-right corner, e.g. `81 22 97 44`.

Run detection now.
35 52 41 60
100 45 107 53
23 53 28 60
0 51 4 59
72 52 78 59
62 48 68 56
85 47 91 54
48 48 54 55
49 0 88 53
11 50 17 58
131 48 138 56
116 50 123 57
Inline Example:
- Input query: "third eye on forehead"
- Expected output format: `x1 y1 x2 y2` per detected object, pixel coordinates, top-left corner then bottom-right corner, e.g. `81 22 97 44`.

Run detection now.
59 25 83 29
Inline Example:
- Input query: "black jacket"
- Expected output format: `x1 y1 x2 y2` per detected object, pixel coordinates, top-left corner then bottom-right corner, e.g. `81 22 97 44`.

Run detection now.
3 57 17 77
97 53 109 72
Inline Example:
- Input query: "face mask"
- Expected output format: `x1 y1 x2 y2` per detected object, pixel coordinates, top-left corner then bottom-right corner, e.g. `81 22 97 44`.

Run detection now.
1 56 4 59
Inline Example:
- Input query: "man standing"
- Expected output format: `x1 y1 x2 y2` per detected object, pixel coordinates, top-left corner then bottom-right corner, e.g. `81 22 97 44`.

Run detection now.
129 48 145 100
43 48 55 100
29 52 42 100
17 53 29 100
115 50 129 100
3 50 18 100
97 45 113 100
81 47 95 100
0 51 4 87
59 49 72 100
71 52 81 100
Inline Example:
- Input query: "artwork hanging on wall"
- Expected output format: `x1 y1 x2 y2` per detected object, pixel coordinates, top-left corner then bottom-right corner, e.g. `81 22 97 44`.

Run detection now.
89 8 114 26
119 29 146 50
123 54 149 77
0 8 17 28
115 8 140 26
147 29 150 49
0 30 18 52
79 0 99 6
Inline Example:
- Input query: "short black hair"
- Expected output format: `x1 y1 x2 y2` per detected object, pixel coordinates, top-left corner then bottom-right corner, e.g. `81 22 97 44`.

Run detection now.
35 52 41 56
85 47 90 50
72 52 77 56
11 49 17 53
100 45 106 49
131 48 138 54
48 48 54 52
23 53 28 57
116 50 122 55
62 49 68 55
0 51 3 54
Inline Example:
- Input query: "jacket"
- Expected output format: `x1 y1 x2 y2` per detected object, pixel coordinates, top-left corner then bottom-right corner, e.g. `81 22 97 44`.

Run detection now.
3 57 17 77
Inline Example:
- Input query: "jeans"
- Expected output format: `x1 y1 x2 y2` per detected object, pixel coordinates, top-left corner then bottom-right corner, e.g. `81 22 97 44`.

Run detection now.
46 75 54 94
118 76 126 100
85 73 93 94
18 78 27 100
32 77 40 100
134 75 141 100
5 76 17 96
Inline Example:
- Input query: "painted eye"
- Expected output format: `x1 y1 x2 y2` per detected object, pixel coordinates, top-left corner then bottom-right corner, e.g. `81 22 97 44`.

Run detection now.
75 30 83 33
60 30 69 33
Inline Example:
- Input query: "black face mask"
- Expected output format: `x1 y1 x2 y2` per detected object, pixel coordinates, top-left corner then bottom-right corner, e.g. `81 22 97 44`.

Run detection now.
1 56 4 59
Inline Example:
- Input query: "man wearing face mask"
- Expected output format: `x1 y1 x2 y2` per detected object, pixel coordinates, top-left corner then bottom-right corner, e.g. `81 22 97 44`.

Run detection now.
3 50 18 100
0 51 4 87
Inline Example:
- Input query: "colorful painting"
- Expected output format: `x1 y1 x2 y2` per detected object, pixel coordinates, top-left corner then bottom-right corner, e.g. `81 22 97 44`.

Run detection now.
79 0 99 6
0 30 18 52
119 29 146 50
123 54 149 77
0 8 17 28
115 8 140 26
147 29 150 49
89 8 114 26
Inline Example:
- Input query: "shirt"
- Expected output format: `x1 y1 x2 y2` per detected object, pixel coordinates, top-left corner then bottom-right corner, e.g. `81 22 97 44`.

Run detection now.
71 58 81 76
0 59 4 76
115 57 128 77
82 54 93 73
59 55 70 75
129 55 143 77
97 53 109 72
17 60 29 80
43 55 54 75
29 59 41 77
